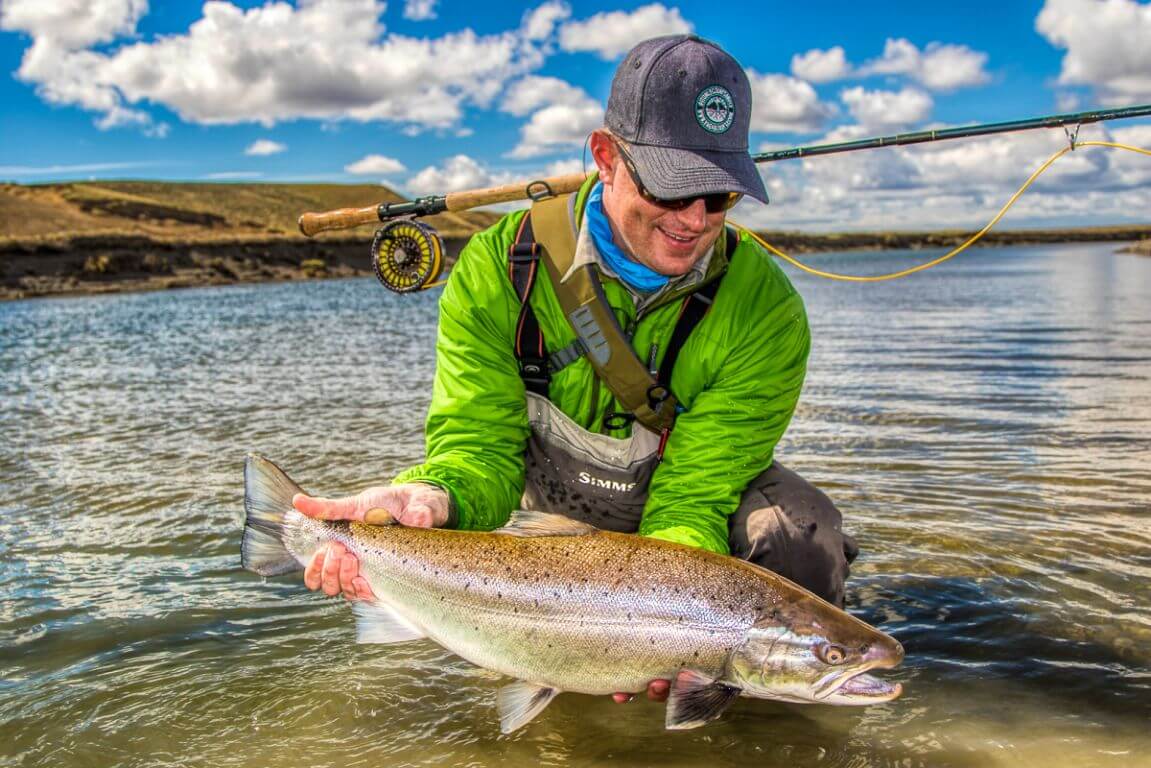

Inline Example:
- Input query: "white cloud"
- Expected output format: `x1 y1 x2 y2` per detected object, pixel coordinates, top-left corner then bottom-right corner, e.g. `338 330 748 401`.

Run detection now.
558 3 692 60
737 122 1150 231
0 0 147 49
858 38 990 91
840 86 933 129
205 171 264 180
522 1 570 41
245 139 287 156
402 0 438 21
500 75 589 116
0 161 156 176
405 154 517 195
501 76 603 158
1037 0 1151 103
791 47 850 83
748 72 838 133
345 154 406 174
2 0 553 134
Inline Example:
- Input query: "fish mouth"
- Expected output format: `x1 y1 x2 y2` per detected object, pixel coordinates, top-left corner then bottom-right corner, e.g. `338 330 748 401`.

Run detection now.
814 658 903 704
825 671 903 703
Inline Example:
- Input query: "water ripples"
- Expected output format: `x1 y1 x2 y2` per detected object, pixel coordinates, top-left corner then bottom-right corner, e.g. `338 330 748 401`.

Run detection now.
2 243 1149 766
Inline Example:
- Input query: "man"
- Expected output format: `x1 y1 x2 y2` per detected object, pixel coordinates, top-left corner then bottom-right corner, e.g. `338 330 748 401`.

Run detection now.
293 34 856 702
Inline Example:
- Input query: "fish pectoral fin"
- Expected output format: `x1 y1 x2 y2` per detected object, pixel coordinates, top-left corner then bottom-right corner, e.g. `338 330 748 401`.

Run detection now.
351 601 426 644
665 669 742 730
494 510 597 538
496 680 559 734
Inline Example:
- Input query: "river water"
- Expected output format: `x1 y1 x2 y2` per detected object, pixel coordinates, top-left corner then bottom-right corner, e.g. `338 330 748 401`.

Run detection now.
1 242 1149 767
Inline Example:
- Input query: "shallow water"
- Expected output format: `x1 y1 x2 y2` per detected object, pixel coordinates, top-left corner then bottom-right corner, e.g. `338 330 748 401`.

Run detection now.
1 243 1149 767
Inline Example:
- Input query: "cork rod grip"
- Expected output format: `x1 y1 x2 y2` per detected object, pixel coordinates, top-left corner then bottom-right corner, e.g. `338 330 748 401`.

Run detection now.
298 205 381 237
445 172 590 211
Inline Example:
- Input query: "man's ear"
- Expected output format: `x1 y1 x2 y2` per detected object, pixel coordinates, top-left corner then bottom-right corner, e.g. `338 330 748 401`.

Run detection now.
589 131 617 184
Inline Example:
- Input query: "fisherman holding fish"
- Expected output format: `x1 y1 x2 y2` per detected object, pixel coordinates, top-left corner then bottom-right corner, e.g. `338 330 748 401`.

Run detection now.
293 34 859 700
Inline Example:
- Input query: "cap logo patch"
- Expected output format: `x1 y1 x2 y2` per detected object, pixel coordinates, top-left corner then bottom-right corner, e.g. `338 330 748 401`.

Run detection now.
694 85 735 134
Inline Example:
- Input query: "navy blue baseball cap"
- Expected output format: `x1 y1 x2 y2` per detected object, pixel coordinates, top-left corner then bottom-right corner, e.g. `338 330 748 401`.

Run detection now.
605 34 768 204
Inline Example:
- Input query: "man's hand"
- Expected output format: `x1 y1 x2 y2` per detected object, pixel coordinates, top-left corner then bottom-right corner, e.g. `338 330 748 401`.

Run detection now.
612 680 670 703
295 483 451 601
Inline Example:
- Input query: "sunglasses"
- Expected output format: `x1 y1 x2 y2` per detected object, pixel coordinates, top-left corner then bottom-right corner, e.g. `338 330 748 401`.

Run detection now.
614 141 743 214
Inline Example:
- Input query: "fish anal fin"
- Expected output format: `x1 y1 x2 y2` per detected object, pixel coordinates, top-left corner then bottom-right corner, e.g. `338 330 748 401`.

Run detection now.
351 601 426 644
496 680 559 734
665 668 741 730
494 510 597 538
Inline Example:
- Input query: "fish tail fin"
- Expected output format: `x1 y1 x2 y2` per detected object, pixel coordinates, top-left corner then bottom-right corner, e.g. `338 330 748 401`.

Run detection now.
242 453 307 576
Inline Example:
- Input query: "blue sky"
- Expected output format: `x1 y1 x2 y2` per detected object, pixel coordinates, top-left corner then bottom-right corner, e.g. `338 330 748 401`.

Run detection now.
1 0 1149 230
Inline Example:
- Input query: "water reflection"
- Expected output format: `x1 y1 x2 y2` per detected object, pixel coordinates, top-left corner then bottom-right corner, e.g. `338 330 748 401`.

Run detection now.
1 243 1149 766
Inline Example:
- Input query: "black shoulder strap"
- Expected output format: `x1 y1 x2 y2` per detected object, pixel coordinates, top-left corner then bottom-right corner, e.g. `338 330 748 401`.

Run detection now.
655 226 738 397
508 213 549 397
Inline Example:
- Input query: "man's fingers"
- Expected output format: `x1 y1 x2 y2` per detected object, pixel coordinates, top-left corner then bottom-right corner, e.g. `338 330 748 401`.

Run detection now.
304 549 324 591
293 493 364 521
320 543 345 596
647 679 671 702
611 692 634 703
339 551 359 600
351 576 375 602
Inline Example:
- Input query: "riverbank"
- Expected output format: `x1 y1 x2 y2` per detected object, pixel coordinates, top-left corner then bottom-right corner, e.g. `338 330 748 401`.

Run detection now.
2 180 1148 300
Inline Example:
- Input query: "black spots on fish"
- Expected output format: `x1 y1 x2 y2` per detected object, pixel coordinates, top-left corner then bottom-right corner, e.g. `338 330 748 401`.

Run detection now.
464 582 472 591
497 591 503 600
626 611 633 620
648 636 656 645
693 650 700 658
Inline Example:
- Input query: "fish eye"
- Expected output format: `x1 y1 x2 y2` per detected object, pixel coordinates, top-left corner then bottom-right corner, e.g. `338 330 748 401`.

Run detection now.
817 643 847 665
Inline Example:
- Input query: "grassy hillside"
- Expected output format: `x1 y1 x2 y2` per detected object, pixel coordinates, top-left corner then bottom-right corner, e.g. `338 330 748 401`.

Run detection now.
0 180 496 244
0 180 501 299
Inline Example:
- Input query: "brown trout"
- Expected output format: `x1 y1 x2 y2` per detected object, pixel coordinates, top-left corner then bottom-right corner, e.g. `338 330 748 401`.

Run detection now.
241 454 903 733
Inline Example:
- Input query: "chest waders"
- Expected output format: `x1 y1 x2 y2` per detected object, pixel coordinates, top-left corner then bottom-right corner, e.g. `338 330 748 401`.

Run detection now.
508 193 730 532
505 193 859 608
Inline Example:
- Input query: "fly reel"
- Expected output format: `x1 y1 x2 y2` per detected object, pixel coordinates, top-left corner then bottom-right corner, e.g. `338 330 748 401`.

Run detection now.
370 219 444 293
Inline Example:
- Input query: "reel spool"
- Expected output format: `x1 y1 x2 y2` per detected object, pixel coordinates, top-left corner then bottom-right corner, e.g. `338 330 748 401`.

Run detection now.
370 219 444 293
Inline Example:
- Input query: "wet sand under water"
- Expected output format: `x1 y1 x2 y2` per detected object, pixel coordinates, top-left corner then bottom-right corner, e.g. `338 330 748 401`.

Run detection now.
1 242 1149 767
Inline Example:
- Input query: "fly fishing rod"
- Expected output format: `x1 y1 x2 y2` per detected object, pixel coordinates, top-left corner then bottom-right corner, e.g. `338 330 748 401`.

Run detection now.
298 103 1151 292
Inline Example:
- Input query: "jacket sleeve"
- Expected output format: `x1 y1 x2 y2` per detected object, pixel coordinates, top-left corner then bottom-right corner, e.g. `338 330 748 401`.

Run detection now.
392 216 530 530
638 285 810 554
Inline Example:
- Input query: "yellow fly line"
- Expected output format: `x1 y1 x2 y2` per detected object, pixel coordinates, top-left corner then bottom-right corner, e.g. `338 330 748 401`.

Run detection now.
732 140 1151 283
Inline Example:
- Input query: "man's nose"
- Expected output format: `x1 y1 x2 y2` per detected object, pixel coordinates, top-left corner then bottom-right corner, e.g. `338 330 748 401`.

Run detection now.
673 198 709 231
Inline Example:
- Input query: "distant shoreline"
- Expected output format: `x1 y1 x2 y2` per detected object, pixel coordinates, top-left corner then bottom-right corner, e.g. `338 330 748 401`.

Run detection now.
3 228 1148 301
1 180 1148 301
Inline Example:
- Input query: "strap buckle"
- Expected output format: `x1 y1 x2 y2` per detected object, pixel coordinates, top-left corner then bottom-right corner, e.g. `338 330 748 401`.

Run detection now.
603 411 636 431
509 242 539 263
646 383 671 410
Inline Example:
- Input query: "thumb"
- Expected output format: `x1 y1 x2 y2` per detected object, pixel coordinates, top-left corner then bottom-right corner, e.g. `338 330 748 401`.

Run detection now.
292 492 364 521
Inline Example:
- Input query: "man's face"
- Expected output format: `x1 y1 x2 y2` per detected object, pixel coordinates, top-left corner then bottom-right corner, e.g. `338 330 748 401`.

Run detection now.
594 134 726 277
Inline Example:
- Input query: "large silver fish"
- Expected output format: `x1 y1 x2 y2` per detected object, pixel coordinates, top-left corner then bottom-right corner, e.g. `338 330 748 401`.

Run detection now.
241 454 903 733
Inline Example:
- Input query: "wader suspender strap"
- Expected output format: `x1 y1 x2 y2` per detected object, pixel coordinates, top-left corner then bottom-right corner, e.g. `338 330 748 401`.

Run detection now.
531 195 678 432
508 214 549 397
507 194 735 433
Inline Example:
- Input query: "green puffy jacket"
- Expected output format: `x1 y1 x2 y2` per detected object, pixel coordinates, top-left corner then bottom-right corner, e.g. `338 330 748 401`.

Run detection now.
394 176 810 554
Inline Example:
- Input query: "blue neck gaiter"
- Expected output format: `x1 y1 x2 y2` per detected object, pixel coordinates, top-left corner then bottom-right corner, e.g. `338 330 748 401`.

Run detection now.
585 182 669 293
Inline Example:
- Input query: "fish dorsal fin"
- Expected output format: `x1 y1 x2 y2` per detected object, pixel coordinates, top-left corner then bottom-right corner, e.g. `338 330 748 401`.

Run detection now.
351 601 427 644
496 680 559 734
494 510 598 538
665 669 742 730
